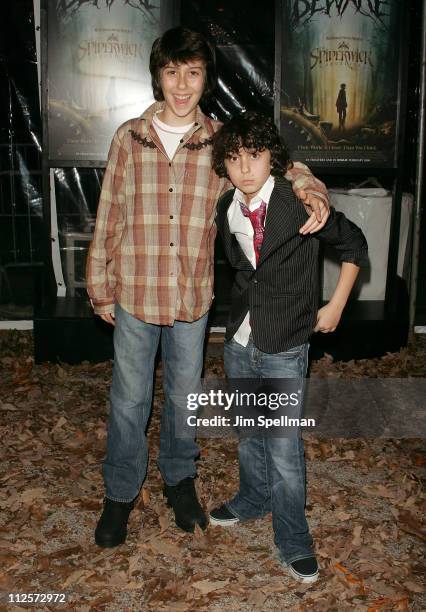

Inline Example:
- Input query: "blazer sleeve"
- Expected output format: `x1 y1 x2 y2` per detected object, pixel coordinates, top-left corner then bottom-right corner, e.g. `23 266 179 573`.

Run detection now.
315 207 369 267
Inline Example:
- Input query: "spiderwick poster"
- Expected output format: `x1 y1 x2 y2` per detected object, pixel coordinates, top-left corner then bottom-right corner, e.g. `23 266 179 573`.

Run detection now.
46 0 168 165
279 0 402 168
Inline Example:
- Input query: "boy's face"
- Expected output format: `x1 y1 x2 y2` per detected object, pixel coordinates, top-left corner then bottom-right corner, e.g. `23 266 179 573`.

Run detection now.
159 60 206 126
224 147 272 202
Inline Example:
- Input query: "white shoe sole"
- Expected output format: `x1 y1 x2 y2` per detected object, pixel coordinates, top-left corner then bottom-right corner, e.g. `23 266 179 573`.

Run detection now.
209 515 240 526
288 565 319 583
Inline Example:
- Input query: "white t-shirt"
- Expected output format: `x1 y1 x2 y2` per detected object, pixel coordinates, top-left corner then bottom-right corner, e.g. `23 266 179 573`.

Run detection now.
152 112 194 160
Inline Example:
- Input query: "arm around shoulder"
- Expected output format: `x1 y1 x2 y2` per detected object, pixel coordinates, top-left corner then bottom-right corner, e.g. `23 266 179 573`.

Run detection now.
285 161 330 233
316 207 368 269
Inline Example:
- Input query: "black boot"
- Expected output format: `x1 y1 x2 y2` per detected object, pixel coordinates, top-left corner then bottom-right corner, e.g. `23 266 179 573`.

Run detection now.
164 477 207 533
95 498 134 548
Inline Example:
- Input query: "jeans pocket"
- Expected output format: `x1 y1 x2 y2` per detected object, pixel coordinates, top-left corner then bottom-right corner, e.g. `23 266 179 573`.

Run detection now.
277 343 305 357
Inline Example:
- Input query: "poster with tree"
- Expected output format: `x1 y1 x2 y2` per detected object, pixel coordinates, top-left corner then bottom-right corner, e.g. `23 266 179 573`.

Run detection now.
279 0 402 168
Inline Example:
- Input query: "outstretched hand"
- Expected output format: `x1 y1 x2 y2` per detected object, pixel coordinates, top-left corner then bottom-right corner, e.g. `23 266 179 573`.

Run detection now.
296 189 330 235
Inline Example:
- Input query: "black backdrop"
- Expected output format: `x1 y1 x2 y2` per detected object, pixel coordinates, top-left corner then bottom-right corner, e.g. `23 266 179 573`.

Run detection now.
0 0 424 321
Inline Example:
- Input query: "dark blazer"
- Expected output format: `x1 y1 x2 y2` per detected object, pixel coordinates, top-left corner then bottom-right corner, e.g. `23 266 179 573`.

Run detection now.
215 176 368 354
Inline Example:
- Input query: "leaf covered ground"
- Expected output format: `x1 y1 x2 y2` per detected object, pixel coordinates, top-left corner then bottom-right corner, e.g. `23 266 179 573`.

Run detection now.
0 331 425 611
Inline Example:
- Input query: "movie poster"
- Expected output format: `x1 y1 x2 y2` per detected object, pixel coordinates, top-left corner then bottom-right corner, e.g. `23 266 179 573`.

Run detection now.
47 0 172 165
280 0 401 167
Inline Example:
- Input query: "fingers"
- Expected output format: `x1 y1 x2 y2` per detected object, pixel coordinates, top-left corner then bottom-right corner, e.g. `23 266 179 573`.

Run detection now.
311 200 323 223
314 315 336 333
299 211 322 234
89 300 116 326
299 206 331 234
307 197 329 223
100 313 116 326
298 192 330 226
296 188 307 201
314 326 336 333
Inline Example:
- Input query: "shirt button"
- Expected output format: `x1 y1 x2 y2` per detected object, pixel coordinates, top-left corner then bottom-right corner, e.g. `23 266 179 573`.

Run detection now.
170 242 174 247
170 215 174 219
169 187 173 192
253 279 258 284
179 138 184 143
194 122 198 126
168 162 172 167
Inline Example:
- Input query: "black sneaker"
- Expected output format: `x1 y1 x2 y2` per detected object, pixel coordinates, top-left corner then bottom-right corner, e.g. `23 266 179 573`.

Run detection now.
209 504 239 526
288 556 319 583
164 477 207 533
95 498 134 548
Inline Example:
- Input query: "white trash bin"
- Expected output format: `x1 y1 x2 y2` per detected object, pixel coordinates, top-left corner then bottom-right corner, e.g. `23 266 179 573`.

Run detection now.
323 189 413 301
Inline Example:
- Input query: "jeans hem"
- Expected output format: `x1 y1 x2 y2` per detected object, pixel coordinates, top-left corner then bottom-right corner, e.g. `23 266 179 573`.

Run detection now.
161 474 197 487
279 551 316 566
105 494 137 504
225 500 268 522
225 501 247 521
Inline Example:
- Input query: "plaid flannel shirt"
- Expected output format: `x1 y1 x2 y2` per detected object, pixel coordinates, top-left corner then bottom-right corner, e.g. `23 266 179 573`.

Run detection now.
86 102 328 325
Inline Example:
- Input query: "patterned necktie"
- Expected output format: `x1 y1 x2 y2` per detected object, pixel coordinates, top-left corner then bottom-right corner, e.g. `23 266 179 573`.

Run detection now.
239 200 267 264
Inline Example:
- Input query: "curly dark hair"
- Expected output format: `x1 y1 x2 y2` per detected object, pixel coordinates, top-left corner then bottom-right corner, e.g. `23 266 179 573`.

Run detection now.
212 112 292 178
149 27 216 105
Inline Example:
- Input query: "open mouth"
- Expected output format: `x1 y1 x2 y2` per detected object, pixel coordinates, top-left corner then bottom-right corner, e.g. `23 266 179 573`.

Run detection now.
174 95 191 105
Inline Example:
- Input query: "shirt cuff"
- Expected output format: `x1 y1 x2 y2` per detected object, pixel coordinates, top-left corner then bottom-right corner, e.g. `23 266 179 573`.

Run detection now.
341 249 369 268
92 301 115 315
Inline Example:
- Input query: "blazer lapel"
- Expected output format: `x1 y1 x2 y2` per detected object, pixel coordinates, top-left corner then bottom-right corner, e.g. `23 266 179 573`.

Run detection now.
257 179 295 265
217 191 254 272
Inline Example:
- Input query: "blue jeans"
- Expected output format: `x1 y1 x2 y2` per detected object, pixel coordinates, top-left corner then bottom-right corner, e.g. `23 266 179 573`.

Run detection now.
224 336 314 565
103 303 208 502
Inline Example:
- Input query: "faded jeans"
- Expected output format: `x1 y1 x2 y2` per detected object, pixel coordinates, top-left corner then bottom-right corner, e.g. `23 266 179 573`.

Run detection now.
224 336 314 565
103 303 208 502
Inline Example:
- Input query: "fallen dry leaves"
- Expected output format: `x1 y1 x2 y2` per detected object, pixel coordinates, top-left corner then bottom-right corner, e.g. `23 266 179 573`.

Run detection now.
0 330 425 610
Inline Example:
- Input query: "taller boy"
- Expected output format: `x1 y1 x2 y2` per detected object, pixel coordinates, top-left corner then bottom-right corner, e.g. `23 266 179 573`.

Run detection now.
87 27 330 547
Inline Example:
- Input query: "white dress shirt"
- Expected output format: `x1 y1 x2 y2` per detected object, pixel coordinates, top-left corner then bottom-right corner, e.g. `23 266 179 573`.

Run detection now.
227 175 275 346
